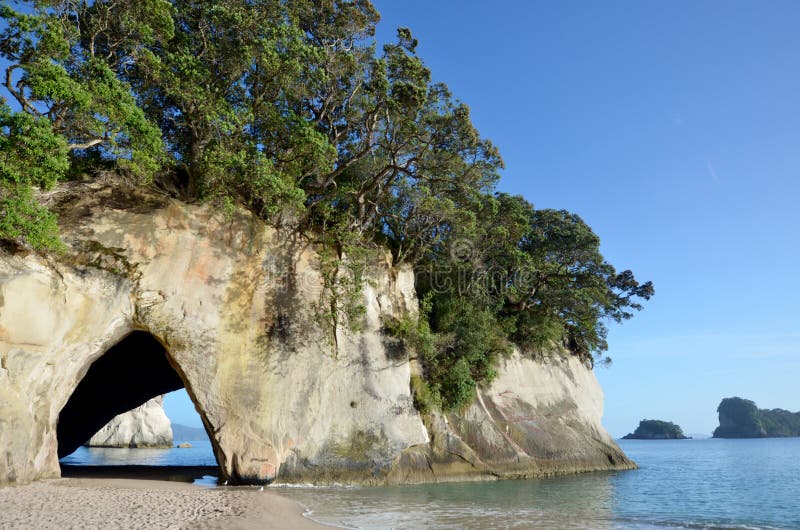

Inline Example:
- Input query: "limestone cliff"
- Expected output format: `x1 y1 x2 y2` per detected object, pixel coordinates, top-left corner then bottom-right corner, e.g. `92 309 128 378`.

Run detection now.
86 396 173 448
387 353 633 483
0 180 632 485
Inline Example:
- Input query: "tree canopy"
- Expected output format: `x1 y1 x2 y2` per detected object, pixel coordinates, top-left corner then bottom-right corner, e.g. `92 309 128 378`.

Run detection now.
1 0 653 410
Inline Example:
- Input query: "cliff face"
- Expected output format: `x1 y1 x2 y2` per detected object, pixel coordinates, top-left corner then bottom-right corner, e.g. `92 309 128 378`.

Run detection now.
390 353 633 483
86 396 173 448
0 181 632 485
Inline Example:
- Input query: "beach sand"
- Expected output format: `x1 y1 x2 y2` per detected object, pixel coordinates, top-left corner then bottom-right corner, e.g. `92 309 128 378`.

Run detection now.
0 477 329 529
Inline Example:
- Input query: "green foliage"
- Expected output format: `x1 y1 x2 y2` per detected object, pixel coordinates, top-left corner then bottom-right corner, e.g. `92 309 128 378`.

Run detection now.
127 0 336 218
1 1 167 249
315 242 369 338
0 104 67 250
0 2 166 180
408 373 440 416
385 293 508 411
423 297 509 410
0 1 653 411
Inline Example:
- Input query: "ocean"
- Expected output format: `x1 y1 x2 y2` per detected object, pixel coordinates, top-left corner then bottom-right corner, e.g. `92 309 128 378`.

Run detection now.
59 440 218 468
60 438 800 529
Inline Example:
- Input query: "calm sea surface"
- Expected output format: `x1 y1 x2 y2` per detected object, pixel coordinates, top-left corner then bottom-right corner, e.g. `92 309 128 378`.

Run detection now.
61 438 800 529
59 439 218 467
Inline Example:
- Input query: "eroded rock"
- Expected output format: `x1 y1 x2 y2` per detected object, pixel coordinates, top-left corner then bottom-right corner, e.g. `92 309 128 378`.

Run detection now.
0 180 632 485
86 396 173 448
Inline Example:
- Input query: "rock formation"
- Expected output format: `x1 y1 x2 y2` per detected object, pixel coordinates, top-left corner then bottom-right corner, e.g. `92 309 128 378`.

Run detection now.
622 419 688 440
86 396 173 448
388 354 632 483
0 180 633 485
713 397 800 438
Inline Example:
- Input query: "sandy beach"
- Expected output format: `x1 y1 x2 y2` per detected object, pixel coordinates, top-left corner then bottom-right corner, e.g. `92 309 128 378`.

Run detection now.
0 477 329 529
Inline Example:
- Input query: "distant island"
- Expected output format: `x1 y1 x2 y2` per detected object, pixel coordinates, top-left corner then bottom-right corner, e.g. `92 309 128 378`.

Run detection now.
713 397 800 438
171 423 209 442
623 419 689 440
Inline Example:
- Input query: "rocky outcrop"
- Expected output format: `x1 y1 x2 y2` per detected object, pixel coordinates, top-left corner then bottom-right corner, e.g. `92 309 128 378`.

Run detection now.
86 396 173 448
0 180 632 485
622 419 688 440
387 354 634 483
713 397 800 438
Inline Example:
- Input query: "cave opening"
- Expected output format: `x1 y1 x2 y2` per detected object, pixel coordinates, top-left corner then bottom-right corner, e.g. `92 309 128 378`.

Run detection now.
57 330 219 479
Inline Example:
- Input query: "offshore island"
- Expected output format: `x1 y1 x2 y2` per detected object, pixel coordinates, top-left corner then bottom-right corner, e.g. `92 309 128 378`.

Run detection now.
713 397 800 438
623 420 689 440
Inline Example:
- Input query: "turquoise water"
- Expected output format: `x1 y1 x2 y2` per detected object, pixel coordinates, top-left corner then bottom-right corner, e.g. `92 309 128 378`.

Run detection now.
277 439 800 529
61 438 800 528
59 440 218 467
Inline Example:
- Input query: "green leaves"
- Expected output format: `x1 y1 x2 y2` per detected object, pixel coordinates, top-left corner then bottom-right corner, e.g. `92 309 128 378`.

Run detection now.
2 2 167 184
0 104 68 250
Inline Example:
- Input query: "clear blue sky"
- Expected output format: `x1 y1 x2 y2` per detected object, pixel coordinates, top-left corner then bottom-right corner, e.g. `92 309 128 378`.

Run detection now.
363 0 800 437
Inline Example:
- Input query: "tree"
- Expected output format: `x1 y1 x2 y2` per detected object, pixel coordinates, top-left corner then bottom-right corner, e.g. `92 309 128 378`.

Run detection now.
507 208 654 358
0 103 67 249
125 0 335 219
0 1 167 248
406 193 653 409
1 2 166 178
1 1 653 412
300 27 502 264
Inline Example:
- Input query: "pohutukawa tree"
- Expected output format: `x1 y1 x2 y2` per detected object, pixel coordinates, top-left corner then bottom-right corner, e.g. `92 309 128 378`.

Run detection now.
1 0 653 411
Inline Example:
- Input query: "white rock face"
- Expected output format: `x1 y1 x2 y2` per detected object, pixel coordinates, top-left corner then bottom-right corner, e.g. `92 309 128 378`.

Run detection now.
0 181 630 486
0 181 426 485
87 396 173 448
389 352 633 483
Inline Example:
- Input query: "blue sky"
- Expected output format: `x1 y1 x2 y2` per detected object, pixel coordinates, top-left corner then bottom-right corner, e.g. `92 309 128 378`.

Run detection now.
365 0 800 436
168 0 800 436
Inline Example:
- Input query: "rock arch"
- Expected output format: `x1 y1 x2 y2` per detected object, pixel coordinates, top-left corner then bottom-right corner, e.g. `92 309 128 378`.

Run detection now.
0 181 632 487
0 182 427 485
57 330 193 458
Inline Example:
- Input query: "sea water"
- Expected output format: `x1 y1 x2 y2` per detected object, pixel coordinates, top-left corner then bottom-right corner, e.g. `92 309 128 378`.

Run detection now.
60 438 800 529
277 438 800 529
59 439 218 467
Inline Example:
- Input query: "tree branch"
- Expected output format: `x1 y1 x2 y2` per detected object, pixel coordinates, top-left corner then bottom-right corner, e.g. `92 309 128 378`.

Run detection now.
68 138 105 150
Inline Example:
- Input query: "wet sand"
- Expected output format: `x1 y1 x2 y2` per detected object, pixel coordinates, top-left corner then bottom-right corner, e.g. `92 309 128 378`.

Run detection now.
0 475 329 529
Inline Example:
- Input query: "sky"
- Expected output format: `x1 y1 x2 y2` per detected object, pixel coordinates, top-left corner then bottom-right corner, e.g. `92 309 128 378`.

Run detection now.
365 0 800 437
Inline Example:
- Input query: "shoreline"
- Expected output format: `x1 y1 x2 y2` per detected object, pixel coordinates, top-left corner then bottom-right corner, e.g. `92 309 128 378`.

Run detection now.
0 474 330 529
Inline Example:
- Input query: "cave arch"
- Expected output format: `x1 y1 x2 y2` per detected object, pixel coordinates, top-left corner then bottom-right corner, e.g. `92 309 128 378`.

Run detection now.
56 330 216 465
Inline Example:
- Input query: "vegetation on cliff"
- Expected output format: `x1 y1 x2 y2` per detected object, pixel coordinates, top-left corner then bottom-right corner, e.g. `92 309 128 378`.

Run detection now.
0 1 652 410
622 419 688 440
713 397 800 438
